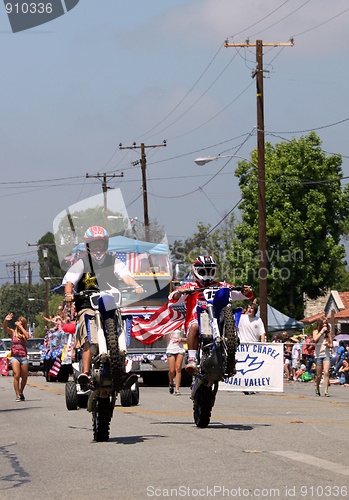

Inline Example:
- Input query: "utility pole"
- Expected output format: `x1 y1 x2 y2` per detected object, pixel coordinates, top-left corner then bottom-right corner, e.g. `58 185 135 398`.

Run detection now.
119 141 167 241
6 262 16 284
6 261 28 285
85 172 124 229
224 38 294 335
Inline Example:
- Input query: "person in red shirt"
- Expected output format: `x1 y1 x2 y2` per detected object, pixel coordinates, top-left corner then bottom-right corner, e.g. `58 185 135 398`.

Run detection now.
169 255 252 373
3 312 29 402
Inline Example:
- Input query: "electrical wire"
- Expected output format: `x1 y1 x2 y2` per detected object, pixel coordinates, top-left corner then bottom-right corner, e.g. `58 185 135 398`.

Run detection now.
147 128 255 199
249 0 312 38
263 117 349 135
168 80 255 141
136 44 225 140
147 131 255 166
205 198 242 237
228 0 291 38
143 50 241 141
293 6 349 37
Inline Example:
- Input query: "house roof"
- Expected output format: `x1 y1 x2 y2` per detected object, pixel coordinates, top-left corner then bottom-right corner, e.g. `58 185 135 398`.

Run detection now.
300 312 325 324
338 292 349 310
333 308 349 319
302 291 349 323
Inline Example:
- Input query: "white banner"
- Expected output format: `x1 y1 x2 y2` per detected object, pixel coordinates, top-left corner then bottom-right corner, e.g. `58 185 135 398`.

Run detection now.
219 342 284 392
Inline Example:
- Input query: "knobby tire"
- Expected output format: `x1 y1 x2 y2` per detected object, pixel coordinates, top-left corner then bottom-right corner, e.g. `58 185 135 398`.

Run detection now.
193 384 215 428
92 397 110 442
105 317 122 393
220 305 238 377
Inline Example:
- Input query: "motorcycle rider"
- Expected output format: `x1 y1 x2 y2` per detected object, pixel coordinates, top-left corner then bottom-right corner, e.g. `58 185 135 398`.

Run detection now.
169 255 253 373
63 226 143 387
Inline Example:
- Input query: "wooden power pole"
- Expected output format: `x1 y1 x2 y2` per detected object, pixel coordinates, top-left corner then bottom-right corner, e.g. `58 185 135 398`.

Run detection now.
224 38 294 335
119 141 167 241
85 172 124 229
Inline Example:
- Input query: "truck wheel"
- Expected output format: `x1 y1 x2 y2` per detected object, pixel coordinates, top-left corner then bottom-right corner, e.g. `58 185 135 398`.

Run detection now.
131 380 140 406
120 388 132 407
65 381 78 410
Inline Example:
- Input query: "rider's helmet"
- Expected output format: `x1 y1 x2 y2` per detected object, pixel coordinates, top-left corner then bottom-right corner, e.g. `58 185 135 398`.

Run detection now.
84 226 109 262
192 255 217 286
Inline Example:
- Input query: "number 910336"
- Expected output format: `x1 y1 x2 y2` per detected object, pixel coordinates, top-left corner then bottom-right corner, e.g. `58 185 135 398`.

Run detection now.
5 3 53 14
300 485 347 497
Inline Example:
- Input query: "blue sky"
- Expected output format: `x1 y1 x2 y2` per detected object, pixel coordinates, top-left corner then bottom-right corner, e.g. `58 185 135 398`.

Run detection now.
1 0 349 284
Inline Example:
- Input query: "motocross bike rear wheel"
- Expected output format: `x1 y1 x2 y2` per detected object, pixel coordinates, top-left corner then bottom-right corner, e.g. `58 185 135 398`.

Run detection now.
105 317 122 393
220 305 239 377
193 384 215 428
92 397 111 442
65 380 78 411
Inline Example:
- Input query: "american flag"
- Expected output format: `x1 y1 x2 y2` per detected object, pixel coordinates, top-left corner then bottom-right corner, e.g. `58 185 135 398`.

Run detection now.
114 252 140 274
48 357 61 378
131 301 185 345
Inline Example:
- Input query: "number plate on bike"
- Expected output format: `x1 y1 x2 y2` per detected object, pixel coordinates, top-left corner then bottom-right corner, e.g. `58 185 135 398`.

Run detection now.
203 288 218 302
199 311 212 338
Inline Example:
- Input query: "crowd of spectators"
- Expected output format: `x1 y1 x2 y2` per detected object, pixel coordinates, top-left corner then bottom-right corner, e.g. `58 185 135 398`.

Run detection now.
272 328 349 387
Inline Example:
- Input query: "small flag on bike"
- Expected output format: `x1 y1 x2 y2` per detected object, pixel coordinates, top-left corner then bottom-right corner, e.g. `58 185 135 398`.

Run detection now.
131 301 185 344
48 357 61 378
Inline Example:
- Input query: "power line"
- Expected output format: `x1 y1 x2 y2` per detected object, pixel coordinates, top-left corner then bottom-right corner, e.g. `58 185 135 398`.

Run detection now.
229 0 291 38
249 0 312 38
144 50 241 141
263 116 349 135
168 80 255 141
293 6 349 37
137 43 225 140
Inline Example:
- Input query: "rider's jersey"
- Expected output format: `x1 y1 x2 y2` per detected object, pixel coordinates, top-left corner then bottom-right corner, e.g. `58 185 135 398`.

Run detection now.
169 281 251 335
62 254 132 313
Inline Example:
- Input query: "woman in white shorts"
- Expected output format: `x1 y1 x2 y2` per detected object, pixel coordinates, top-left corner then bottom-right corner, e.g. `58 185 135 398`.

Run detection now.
163 329 186 395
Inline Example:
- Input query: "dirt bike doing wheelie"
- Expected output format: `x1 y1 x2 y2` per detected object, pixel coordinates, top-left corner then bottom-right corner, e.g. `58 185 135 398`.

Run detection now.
75 286 137 442
190 285 246 428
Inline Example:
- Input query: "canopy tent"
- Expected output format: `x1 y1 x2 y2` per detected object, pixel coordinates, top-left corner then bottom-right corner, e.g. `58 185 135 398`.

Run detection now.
73 235 169 255
257 304 304 333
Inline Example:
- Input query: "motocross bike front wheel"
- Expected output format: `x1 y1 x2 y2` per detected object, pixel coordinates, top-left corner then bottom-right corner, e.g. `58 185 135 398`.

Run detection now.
105 317 122 393
193 384 216 428
92 397 111 442
220 305 239 377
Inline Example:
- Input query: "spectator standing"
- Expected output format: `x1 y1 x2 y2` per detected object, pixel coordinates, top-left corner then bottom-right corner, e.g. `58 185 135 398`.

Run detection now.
163 329 186 395
304 336 315 376
284 342 292 380
3 313 29 402
313 317 333 397
291 336 301 380
238 302 266 394
238 303 266 343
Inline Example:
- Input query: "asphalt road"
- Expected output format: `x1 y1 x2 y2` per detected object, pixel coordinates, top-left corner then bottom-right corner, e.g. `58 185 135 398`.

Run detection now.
0 373 349 500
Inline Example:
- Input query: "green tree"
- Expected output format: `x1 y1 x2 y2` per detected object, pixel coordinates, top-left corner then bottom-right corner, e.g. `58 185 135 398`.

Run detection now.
37 232 65 283
0 282 45 338
231 132 349 318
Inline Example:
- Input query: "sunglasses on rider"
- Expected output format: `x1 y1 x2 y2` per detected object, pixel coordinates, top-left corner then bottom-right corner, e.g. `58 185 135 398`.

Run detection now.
88 240 108 252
